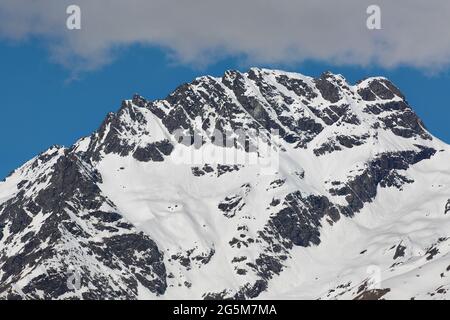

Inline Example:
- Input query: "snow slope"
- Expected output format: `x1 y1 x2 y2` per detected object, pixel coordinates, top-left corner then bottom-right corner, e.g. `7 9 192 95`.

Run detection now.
0 68 449 299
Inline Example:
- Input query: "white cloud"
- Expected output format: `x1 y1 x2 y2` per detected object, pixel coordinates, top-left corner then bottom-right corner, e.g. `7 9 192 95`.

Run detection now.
1 0 450 72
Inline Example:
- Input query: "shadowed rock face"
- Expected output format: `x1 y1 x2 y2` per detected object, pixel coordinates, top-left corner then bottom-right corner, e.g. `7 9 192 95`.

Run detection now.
0 68 446 300
354 288 391 300
358 78 405 102
314 73 342 103
329 147 436 213
0 151 166 299
82 68 430 164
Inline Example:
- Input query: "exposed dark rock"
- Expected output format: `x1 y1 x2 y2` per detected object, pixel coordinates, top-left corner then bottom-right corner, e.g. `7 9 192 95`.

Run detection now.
380 110 431 140
268 192 342 248
231 256 247 263
314 140 342 156
219 195 244 218
314 73 341 103
268 179 285 189
275 75 317 100
217 164 241 177
368 80 395 100
330 147 436 214
270 198 281 207
218 184 250 218
236 268 247 275
192 249 215 265
426 246 440 261
380 171 414 189
354 288 391 300
133 139 174 162
234 280 268 299
223 70 284 135
393 243 407 260
171 248 215 270
357 87 377 101
0 151 167 299
192 164 215 177
336 134 369 148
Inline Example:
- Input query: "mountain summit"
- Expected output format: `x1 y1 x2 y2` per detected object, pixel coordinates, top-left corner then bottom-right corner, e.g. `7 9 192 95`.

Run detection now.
1 68 449 300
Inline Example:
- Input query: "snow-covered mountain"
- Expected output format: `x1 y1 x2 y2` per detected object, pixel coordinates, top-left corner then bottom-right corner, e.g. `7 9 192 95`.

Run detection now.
1 68 449 300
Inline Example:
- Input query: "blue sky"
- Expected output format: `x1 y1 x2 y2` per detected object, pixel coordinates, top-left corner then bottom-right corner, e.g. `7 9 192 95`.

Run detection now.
1 40 450 179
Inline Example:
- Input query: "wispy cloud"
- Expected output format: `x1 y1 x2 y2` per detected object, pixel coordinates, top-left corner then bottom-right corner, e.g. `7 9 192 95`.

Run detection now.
1 0 450 72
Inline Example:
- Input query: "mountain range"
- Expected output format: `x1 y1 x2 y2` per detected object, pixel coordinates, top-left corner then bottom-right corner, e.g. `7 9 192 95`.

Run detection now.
1 67 449 300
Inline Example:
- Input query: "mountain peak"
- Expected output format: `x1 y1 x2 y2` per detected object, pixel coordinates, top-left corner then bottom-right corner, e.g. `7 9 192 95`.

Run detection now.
1 68 449 300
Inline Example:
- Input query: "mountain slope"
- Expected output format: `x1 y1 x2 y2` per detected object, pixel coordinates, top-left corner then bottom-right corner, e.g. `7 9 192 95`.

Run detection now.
1 68 449 300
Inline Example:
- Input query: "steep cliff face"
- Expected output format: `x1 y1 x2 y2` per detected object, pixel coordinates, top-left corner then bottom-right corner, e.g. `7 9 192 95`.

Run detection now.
1 68 449 300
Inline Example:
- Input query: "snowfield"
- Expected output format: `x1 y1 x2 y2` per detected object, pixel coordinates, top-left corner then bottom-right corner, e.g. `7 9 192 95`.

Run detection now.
0 68 449 300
